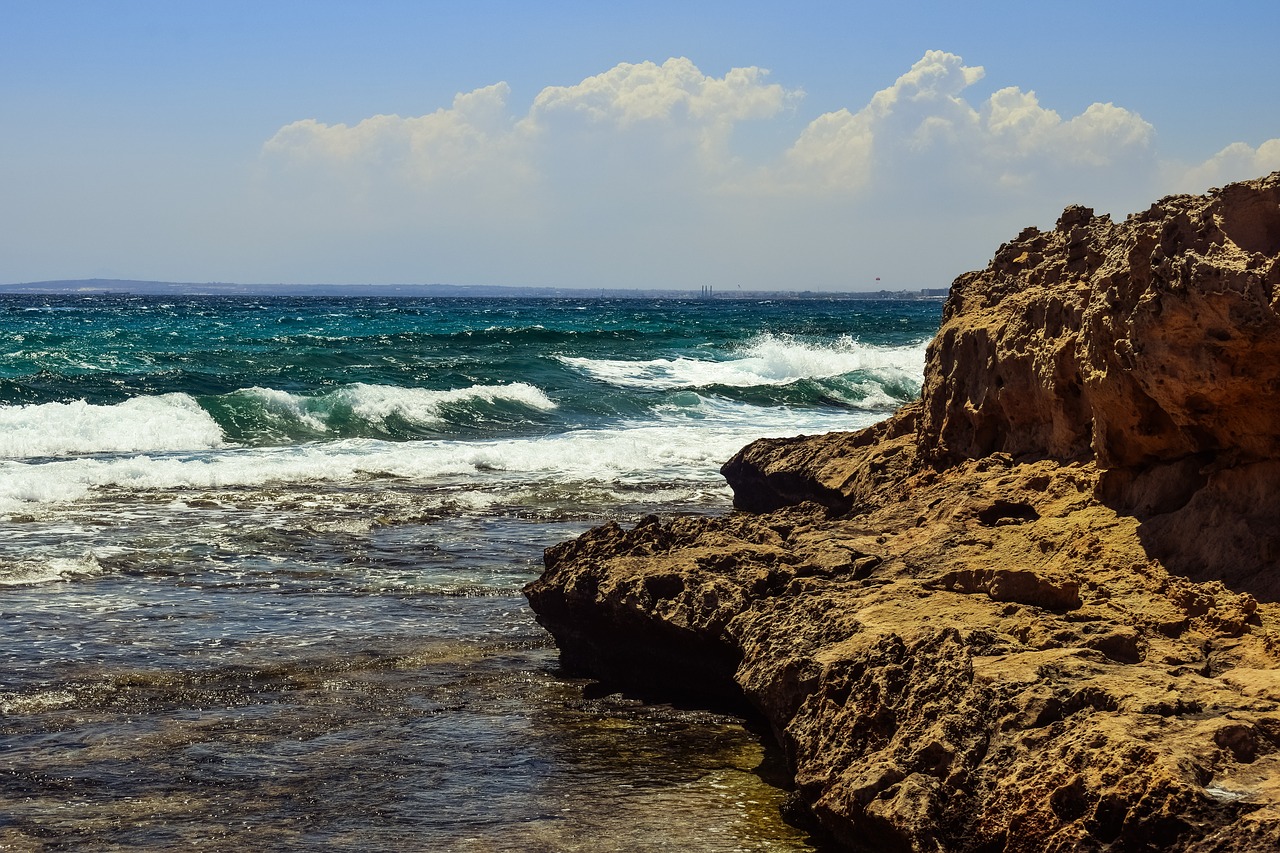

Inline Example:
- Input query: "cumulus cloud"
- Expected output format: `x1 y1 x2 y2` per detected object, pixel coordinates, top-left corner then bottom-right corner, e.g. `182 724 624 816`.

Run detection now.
264 82 532 187
530 57 789 126
777 50 1153 194
526 57 795 170
262 59 794 186
1175 138 1280 193
253 51 1274 290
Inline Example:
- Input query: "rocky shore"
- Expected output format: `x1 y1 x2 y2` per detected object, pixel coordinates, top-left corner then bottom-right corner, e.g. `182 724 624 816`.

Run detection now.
525 173 1280 851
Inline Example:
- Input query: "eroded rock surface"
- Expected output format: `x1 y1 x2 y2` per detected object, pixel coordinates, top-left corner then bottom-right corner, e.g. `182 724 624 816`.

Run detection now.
526 173 1280 851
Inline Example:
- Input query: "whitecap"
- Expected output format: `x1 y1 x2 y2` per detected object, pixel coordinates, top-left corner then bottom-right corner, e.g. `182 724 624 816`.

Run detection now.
0 404 881 515
231 382 558 434
333 381 557 428
0 394 225 459
235 386 330 433
559 333 927 391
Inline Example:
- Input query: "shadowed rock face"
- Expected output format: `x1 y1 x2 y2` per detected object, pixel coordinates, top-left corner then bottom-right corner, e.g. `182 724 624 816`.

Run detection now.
526 173 1280 851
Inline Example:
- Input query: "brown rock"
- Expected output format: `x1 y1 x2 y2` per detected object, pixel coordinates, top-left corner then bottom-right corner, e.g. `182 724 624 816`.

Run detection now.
525 172 1280 851
720 405 920 514
919 174 1280 472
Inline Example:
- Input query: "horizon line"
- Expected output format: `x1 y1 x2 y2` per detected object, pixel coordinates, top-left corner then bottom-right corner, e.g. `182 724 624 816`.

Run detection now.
0 278 950 299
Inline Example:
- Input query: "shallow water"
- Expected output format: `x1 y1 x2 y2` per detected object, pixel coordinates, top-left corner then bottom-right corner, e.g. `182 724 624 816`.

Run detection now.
1 511 816 851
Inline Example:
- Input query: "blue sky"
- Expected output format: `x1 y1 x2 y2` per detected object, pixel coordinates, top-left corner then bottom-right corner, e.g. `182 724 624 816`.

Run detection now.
3 1 1278 290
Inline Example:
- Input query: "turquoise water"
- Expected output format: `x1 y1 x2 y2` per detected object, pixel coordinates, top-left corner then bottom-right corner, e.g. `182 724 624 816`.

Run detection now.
0 295 940 850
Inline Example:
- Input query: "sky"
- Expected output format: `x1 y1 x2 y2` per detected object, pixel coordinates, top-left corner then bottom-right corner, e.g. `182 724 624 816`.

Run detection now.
3 1 1279 292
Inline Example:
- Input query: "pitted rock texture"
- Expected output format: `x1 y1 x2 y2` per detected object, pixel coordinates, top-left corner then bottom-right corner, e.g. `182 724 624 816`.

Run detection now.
526 173 1280 851
724 172 1280 597
920 175 1280 470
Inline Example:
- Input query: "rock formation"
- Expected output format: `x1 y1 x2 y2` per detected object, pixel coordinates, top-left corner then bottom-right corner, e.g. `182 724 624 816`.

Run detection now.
525 172 1280 851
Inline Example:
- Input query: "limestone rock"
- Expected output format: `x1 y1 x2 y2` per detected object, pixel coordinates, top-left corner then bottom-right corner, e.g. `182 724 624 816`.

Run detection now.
919 174 1280 470
525 172 1280 851
720 405 919 514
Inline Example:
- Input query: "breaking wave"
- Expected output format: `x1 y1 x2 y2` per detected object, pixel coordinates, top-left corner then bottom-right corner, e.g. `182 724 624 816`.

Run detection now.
0 383 561 458
559 333 927 400
0 394 225 459
212 382 559 442
0 402 880 516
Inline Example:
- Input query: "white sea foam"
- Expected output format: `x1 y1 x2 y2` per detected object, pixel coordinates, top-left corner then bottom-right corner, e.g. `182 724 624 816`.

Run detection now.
0 689 78 714
559 333 928 390
0 394 225 459
0 403 880 515
0 552 104 587
237 382 558 431
334 382 558 425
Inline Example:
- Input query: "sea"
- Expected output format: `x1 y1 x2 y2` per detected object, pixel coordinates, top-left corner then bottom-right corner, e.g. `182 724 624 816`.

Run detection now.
0 294 941 851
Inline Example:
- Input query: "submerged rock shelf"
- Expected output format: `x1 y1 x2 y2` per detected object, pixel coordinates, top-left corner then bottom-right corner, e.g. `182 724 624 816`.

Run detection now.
526 172 1280 851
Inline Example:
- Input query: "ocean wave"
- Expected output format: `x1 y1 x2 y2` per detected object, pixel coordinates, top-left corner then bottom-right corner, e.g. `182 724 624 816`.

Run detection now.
217 382 558 442
558 333 928 393
0 405 881 515
0 382 561 459
0 394 225 459
336 381 557 423
649 376 916 415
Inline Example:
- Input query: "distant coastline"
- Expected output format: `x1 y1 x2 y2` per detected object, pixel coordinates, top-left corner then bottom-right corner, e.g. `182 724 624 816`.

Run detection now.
0 278 950 301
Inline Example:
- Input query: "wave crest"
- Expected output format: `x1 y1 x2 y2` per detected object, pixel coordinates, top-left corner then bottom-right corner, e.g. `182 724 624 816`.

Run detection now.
559 333 927 397
221 382 558 441
0 394 225 459
0 402 882 515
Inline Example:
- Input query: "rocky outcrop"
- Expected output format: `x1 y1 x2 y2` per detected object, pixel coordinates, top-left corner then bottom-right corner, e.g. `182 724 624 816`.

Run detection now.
525 173 1280 851
719 406 920 515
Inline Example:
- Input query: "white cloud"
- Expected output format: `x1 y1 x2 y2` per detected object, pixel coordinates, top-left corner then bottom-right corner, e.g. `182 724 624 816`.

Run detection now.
526 57 796 170
261 51 1160 205
1174 138 1280 193
529 57 789 126
263 82 531 187
775 50 1153 194
263 59 794 190
777 51 986 191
